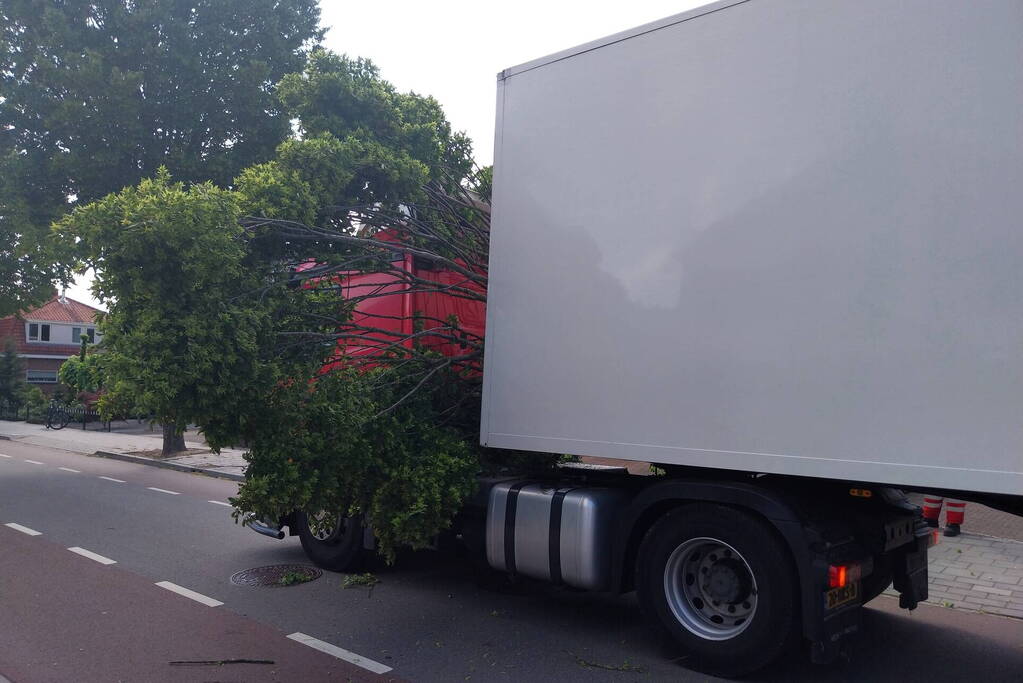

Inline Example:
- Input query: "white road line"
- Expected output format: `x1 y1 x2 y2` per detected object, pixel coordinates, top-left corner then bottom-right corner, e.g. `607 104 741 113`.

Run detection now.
147 487 180 496
154 581 223 607
286 633 393 674
0 453 10 458
23 459 45 465
4 523 42 536
67 547 117 565
58 467 81 473
207 500 232 507
98 476 126 483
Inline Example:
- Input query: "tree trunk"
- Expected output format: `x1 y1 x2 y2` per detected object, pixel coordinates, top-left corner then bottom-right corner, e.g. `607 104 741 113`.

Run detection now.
162 423 187 456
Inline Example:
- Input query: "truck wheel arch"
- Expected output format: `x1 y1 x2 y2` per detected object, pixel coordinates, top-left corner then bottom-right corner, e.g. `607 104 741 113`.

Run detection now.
612 479 813 609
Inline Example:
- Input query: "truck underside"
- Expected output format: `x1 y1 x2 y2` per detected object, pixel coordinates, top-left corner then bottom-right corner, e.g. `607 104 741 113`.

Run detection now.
254 463 935 677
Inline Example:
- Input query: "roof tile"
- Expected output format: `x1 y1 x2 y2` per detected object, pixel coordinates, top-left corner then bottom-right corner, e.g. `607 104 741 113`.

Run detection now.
14 295 102 324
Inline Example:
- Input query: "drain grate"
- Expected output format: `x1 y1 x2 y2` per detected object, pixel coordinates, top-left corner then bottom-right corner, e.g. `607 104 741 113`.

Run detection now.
230 564 322 587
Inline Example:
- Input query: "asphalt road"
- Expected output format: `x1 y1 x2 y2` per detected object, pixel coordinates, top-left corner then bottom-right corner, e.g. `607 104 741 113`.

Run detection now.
2 440 1022 682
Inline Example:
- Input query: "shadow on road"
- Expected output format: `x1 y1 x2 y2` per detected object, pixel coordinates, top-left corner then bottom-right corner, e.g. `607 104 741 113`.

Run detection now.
376 549 1023 682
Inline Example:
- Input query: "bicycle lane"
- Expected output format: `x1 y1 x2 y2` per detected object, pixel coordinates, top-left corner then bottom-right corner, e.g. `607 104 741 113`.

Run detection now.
0 525 402 682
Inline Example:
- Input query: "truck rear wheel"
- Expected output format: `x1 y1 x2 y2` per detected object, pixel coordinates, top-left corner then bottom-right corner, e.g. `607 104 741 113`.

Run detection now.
636 505 799 677
295 510 366 572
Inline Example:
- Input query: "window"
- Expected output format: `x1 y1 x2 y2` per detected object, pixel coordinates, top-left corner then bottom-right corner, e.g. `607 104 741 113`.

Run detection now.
27 323 50 341
26 370 58 383
73 327 97 343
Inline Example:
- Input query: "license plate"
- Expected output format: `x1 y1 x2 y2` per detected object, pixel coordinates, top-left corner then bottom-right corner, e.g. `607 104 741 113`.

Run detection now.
825 581 859 609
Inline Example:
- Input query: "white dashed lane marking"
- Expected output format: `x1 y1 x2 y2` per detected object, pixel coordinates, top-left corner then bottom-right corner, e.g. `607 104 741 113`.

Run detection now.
155 581 223 607
147 487 180 496
4 523 42 536
286 633 393 674
23 459 44 465
0 453 10 458
58 467 80 473
207 500 232 507
68 547 117 565
98 476 126 483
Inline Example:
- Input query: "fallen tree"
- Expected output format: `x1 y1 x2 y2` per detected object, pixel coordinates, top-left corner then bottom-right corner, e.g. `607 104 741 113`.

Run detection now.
207 169 557 561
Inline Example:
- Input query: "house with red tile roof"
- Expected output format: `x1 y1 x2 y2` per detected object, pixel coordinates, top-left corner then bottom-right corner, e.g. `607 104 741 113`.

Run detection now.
0 294 103 393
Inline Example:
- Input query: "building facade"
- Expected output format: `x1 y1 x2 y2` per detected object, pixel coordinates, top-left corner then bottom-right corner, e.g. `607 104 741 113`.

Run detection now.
0 295 103 393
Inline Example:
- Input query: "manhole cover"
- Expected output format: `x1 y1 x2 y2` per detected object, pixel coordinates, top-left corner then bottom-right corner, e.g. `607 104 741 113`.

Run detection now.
230 564 322 587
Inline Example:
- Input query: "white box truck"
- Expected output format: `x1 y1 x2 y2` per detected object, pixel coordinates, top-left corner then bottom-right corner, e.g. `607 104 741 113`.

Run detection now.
253 0 1023 676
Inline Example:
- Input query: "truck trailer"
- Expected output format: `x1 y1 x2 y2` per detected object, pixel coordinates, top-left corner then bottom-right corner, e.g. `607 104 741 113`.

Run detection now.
250 0 1023 675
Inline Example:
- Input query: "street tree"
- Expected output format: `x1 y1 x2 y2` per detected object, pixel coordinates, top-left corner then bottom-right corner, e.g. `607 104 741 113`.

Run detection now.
0 151 67 317
0 0 323 313
56 170 271 455
0 337 26 407
275 50 474 213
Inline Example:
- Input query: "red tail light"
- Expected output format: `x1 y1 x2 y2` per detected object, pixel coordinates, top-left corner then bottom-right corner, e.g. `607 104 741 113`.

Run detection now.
828 565 848 589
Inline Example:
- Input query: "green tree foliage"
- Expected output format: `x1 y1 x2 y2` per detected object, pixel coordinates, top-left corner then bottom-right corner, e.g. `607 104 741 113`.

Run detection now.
271 51 473 215
55 170 271 454
0 151 67 317
235 50 477 278
58 353 104 396
226 367 480 562
0 337 26 407
22 385 48 424
0 0 323 313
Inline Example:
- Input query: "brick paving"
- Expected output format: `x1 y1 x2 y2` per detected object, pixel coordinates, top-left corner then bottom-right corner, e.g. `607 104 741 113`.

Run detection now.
884 532 1023 620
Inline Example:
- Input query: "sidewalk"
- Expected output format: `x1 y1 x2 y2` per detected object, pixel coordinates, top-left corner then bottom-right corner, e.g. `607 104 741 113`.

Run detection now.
906 531 1023 620
0 420 246 481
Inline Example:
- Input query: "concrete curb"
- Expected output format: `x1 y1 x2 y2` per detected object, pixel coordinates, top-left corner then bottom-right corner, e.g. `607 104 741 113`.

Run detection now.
90 450 245 482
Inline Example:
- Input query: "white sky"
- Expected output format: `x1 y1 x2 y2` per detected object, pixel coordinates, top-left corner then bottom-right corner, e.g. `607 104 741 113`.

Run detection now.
320 1 708 167
67 0 708 308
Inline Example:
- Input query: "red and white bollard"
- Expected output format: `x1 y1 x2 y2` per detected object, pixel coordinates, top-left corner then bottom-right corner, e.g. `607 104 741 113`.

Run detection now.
922 496 965 536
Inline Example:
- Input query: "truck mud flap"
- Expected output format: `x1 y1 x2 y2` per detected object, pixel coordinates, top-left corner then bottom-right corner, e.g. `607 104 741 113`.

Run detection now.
893 532 931 609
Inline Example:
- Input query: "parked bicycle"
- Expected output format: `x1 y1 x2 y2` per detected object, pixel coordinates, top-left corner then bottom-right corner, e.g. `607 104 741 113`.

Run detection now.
46 400 71 430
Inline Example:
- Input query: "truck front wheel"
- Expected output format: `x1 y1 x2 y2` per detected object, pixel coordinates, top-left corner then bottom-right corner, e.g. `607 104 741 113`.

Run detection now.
295 510 366 572
636 505 799 677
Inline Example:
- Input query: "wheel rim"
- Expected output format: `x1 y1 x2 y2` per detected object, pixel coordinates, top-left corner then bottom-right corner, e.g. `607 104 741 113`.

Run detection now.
307 511 345 542
663 537 758 641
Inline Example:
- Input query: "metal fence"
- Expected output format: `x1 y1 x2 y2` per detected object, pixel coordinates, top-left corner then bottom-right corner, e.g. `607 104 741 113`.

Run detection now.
0 400 31 421
49 402 112 431
0 399 112 431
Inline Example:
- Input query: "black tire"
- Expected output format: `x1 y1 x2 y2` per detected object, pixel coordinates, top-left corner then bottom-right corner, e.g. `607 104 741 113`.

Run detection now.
47 404 68 430
295 510 366 572
636 504 800 678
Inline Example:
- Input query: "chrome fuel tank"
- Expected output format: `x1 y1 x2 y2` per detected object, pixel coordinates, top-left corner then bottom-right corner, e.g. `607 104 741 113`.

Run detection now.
485 481 630 591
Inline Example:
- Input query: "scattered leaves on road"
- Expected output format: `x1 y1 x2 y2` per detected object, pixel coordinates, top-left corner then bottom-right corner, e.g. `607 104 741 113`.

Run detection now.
342 572 380 596
278 570 313 586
